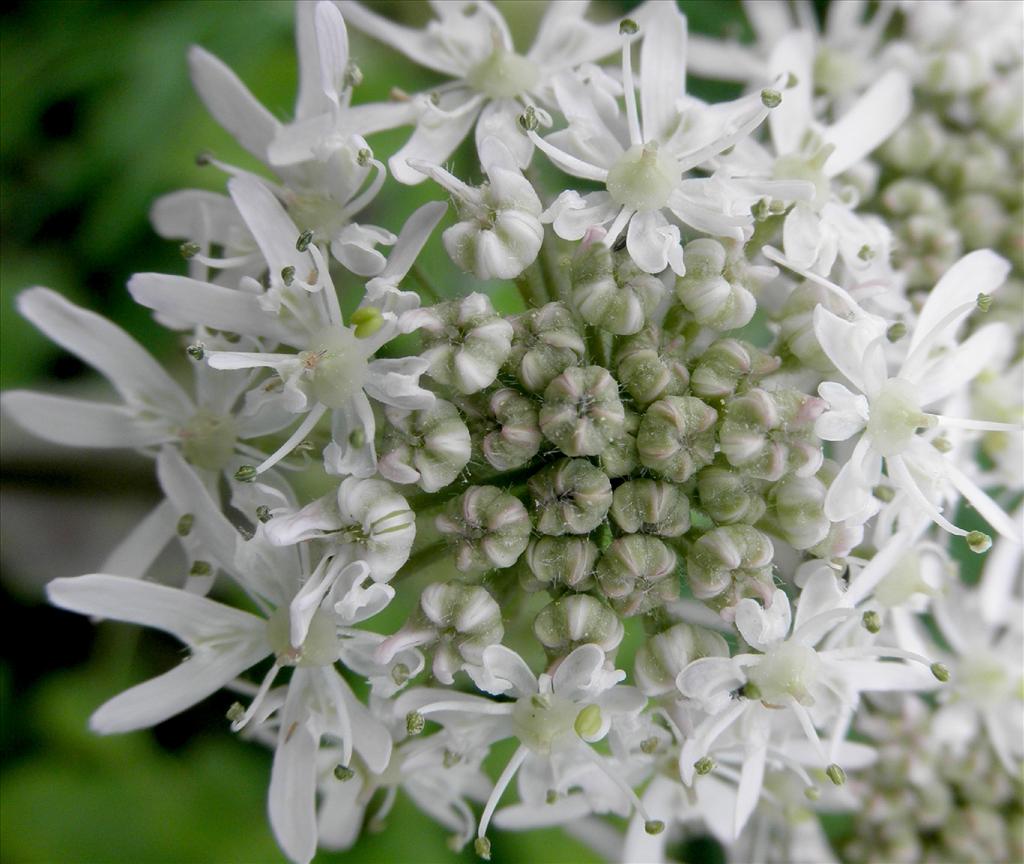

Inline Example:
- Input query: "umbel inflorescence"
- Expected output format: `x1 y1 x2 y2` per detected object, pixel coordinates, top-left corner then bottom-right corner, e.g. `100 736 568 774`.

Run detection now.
4 2 1023 862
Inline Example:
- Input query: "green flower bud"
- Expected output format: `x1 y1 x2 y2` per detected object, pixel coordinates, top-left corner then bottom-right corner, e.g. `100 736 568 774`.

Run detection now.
380 399 472 493
880 112 947 172
570 244 664 335
768 474 831 550
523 535 599 592
613 325 689 407
483 388 541 470
596 534 680 617
529 457 613 535
690 338 780 401
696 458 769 524
599 408 640 478
934 131 1011 195
634 623 729 696
674 239 763 331
637 396 717 482
408 582 505 680
506 302 586 393
719 388 824 481
436 486 531 573
610 479 690 537
954 193 1008 249
540 366 625 457
826 763 846 786
534 594 624 655
686 525 775 612
414 293 513 394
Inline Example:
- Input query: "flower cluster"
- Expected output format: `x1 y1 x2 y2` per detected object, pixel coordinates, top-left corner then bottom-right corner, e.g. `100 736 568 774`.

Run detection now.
5 2 1022 863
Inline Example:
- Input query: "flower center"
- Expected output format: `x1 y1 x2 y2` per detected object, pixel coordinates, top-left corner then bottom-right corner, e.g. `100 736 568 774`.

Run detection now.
179 409 237 471
773 148 833 210
866 378 933 457
959 651 1013 706
747 640 821 706
303 326 367 410
266 606 339 667
466 44 539 100
874 550 934 607
606 144 678 212
511 692 585 754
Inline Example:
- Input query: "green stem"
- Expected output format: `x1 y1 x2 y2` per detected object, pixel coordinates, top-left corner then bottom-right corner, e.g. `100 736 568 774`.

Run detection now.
514 260 549 309
410 264 443 303
394 540 450 581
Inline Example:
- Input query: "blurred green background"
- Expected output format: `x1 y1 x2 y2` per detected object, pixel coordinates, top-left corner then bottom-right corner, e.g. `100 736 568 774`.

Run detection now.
0 2 763 862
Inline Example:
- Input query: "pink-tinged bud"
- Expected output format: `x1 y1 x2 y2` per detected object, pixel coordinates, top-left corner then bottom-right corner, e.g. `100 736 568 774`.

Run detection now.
523 535 599 592
507 302 586 393
597 534 680 616
529 457 613 535
436 485 531 573
614 325 690 407
637 396 718 482
610 479 690 537
687 525 775 614
540 366 625 457
483 388 541 470
571 244 665 335
380 399 471 492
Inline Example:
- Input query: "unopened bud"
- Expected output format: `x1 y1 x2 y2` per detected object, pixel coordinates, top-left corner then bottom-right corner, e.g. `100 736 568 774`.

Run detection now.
534 593 624 654
571 243 664 335
530 458 613 536
597 534 679 617
436 486 531 573
826 763 846 786
637 396 717 482
380 399 471 493
540 367 626 458
635 623 729 696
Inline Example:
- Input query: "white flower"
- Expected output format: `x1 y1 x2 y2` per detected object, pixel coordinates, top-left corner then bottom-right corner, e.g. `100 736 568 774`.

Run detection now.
812 250 1022 542
129 176 445 479
413 137 544 280
336 0 623 183
188 1 415 273
532 6 812 274
676 577 941 838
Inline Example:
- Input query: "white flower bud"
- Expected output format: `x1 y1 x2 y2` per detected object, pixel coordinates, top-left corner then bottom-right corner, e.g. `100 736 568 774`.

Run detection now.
571 244 664 335
687 525 775 614
523 536 599 592
697 458 769 525
507 302 586 394
529 457 613 536
674 239 757 331
637 396 718 482
597 534 680 617
768 474 831 550
610 479 690 537
540 366 625 457
634 623 729 696
410 293 513 394
436 485 531 573
380 399 471 492
483 388 541 470
690 339 780 401
533 594 624 655
613 325 689 407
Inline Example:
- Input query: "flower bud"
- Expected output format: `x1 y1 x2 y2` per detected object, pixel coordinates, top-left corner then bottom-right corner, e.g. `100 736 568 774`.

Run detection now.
411 293 513 394
483 388 541 470
599 408 640 478
441 167 544 280
880 112 947 173
778 281 850 371
690 338 780 401
719 388 824 481
696 458 769 524
686 525 775 614
506 302 586 393
954 193 1008 249
522 535 599 592
637 396 717 482
380 399 471 492
596 534 680 617
436 485 531 573
613 325 689 407
768 474 831 550
610 479 690 537
540 366 625 457
634 623 729 696
674 239 760 331
934 130 1011 195
533 593 624 655
570 243 664 335
420 583 504 683
529 457 613 535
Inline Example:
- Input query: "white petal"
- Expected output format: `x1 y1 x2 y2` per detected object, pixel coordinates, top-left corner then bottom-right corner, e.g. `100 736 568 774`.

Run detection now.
626 209 682 275
364 357 433 409
314 1 348 106
812 305 886 396
89 640 267 734
149 189 245 245
389 96 484 185
915 322 1012 404
188 46 280 161
101 499 178 580
639 1 687 143
128 274 296 343
824 437 880 524
823 69 912 176
16 288 193 414
733 738 767 838
552 643 607 701
835 658 938 692
269 692 319 864
476 645 537 697
228 176 307 277
735 588 791 651
1 392 169 448
768 30 814 155
324 392 377 478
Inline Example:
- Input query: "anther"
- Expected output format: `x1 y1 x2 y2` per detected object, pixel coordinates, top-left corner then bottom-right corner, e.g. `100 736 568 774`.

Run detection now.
256 505 273 523
862 610 881 633
474 836 491 860
296 230 314 252
190 560 211 576
694 756 715 776
826 763 846 786
760 89 782 108
333 764 355 781
886 322 907 342
186 342 205 361
180 241 200 259
931 662 951 682
966 530 992 553
406 710 425 735
235 465 257 482
176 514 194 536
644 820 665 835
976 293 992 311
619 18 639 35
281 266 295 286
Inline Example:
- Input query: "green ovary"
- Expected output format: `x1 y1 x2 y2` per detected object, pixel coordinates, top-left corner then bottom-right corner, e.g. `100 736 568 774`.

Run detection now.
466 46 539 100
606 145 678 212
747 640 821 706
866 378 932 457
511 693 581 754
180 410 237 471
306 326 367 409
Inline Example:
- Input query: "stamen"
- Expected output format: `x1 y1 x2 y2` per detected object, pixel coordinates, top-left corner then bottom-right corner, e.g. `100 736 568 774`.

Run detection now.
620 36 642 147
230 660 282 732
476 745 529 851
580 745 662 831
254 403 328 476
